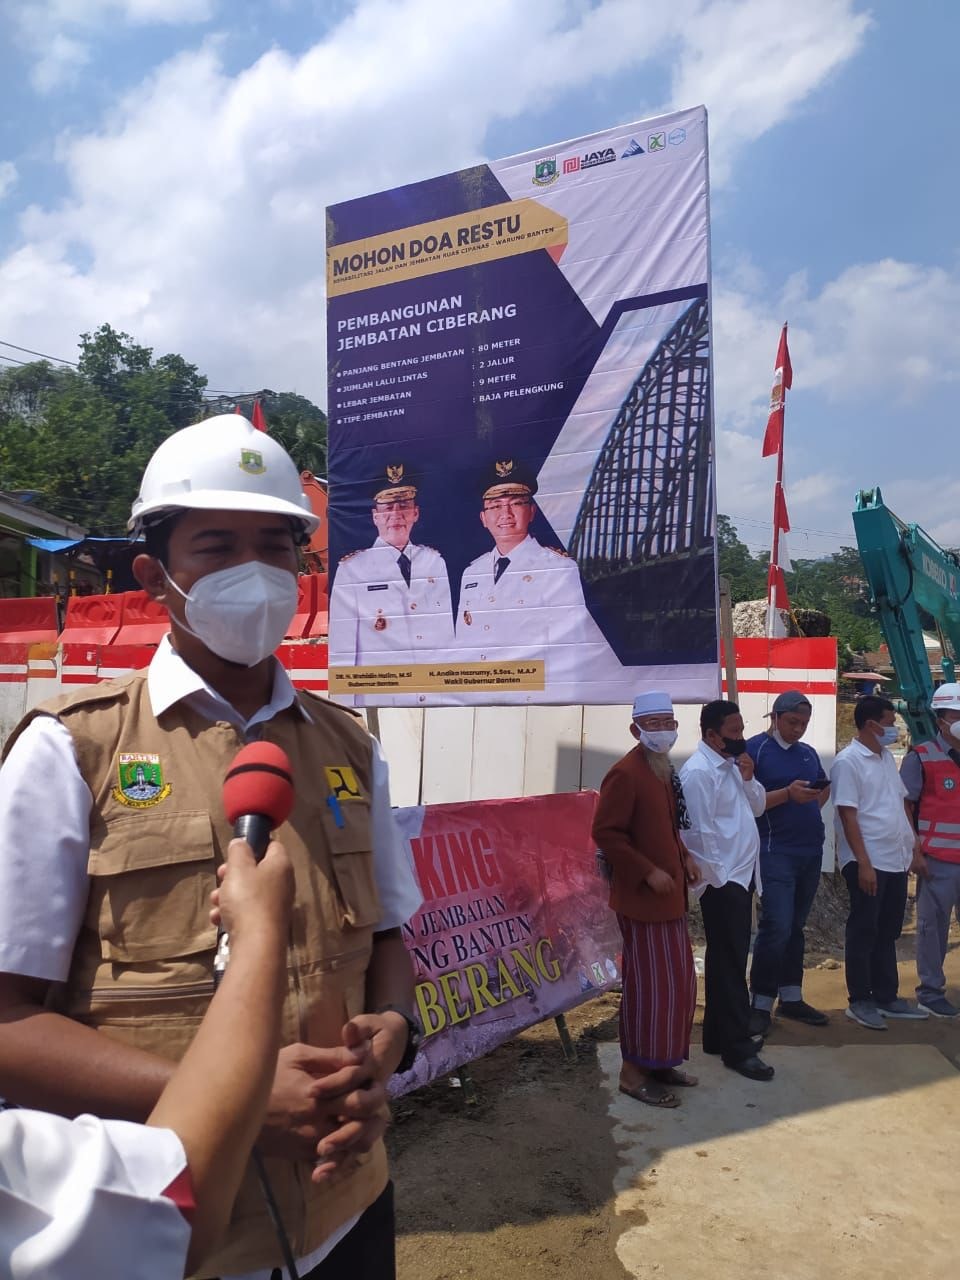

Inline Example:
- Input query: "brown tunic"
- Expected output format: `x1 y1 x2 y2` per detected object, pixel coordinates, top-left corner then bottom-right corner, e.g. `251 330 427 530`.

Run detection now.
592 745 688 923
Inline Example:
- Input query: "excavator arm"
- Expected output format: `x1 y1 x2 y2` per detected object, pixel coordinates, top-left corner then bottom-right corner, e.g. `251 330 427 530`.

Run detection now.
853 487 959 743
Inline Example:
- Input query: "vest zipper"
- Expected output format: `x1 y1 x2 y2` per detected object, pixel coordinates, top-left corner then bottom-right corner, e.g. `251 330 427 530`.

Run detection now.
78 980 215 1003
289 933 308 1044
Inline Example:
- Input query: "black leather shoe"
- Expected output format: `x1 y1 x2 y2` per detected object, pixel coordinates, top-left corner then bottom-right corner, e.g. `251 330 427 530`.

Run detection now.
725 1054 775 1081
778 999 828 1027
749 1008 772 1036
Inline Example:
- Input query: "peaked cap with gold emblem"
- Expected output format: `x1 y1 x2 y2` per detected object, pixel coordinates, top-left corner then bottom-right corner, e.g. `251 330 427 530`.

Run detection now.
480 458 539 501
372 462 418 503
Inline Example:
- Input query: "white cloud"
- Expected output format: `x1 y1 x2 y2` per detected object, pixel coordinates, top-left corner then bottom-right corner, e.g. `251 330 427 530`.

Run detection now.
30 34 91 94
7 0 216 92
0 0 871 400
717 256 960 421
672 0 870 181
0 162 18 201
711 251 960 552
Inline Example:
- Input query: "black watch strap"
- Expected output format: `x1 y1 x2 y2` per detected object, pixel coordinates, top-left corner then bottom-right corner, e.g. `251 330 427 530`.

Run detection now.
375 1004 422 1074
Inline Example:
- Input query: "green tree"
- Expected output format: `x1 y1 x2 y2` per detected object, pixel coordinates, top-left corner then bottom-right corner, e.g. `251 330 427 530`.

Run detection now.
717 514 768 602
788 546 882 655
0 326 328 534
259 390 327 476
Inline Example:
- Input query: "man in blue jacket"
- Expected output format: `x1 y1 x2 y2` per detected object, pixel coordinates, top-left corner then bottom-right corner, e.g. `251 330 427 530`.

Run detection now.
747 691 831 1034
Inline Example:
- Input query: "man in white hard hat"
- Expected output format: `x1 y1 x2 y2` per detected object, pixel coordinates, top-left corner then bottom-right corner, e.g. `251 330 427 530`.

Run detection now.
900 682 960 1018
0 416 423 1280
329 463 453 694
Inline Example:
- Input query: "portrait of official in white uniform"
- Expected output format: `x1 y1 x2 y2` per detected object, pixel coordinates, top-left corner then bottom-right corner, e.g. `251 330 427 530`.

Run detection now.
456 460 603 696
329 464 454 679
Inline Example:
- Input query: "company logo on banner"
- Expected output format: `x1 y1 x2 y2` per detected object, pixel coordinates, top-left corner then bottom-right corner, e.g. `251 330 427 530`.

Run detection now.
389 791 619 1097
325 105 719 708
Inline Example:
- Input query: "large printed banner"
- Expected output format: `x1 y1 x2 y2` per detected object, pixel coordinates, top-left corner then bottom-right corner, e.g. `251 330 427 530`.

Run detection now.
390 792 618 1095
326 107 719 706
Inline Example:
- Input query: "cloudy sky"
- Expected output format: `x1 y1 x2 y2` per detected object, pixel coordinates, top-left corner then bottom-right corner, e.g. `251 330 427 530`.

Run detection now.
0 0 955 556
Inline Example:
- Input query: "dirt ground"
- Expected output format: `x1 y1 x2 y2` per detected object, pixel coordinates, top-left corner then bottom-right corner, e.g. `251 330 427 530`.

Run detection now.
389 904 960 1280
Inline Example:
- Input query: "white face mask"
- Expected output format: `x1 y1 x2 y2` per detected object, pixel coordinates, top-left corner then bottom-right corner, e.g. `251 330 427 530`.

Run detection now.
163 562 298 667
947 721 960 744
637 727 679 754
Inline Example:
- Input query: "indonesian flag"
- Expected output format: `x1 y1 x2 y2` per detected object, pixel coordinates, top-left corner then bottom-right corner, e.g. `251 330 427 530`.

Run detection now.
761 324 793 457
234 400 268 432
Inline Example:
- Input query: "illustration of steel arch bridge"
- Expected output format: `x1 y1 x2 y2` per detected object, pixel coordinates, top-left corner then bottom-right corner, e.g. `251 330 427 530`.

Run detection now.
570 296 716 664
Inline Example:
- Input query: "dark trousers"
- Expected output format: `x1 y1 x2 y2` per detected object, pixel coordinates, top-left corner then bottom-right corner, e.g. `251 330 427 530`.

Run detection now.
841 864 907 1005
269 1182 396 1280
700 881 756 1065
750 851 823 1006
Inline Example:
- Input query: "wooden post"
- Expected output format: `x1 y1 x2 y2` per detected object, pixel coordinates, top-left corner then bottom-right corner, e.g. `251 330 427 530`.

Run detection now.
554 1013 577 1062
718 574 737 702
456 1064 478 1105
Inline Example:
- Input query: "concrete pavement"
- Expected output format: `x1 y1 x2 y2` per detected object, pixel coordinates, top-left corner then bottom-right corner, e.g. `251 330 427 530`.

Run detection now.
601 1042 959 1280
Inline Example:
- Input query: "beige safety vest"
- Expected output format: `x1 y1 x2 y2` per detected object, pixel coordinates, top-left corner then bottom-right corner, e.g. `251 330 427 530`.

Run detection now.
4 673 388 1278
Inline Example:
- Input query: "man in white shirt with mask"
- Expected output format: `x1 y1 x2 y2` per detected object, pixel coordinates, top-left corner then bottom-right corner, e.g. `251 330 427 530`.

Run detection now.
0 416 423 1280
831 694 928 1030
680 700 775 1081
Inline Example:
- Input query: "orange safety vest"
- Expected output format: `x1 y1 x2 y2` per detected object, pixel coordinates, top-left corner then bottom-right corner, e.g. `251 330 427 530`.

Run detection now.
915 738 960 864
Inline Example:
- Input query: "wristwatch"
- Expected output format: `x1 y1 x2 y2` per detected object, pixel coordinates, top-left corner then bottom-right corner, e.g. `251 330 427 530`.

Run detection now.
375 1004 423 1074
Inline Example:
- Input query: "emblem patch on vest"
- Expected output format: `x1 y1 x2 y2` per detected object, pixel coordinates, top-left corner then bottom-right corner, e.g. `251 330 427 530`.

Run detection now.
945 778 957 791
324 766 363 801
112 753 172 808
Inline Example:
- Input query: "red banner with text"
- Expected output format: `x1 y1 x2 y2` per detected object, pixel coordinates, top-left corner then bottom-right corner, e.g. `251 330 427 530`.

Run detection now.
390 791 619 1095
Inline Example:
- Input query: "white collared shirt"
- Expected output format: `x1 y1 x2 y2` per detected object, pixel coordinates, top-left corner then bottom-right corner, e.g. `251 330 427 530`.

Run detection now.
0 1110 189 1280
830 739 914 872
679 741 767 894
329 536 454 668
0 637 422 982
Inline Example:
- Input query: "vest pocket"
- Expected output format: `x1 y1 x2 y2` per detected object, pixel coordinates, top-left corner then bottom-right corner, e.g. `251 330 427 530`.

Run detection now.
320 799 381 927
87 810 218 962
331 849 381 928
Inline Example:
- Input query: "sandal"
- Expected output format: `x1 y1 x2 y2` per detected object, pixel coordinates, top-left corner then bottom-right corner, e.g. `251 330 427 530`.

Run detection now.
619 1081 681 1108
650 1067 699 1088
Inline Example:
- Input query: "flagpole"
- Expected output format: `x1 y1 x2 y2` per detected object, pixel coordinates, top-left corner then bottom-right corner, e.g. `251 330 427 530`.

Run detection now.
763 322 791 638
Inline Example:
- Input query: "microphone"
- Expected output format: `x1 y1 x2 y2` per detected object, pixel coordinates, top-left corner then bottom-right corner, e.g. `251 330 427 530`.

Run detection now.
214 743 295 987
222 742 295 862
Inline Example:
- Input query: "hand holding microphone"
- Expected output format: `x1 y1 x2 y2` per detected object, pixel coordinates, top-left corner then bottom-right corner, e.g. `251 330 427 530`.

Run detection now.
214 743 297 982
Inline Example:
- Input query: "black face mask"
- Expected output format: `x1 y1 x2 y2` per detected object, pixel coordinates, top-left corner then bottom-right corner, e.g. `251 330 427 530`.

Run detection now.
721 736 747 757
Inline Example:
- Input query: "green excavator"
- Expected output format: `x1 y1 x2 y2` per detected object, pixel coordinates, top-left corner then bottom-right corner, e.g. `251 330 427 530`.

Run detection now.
853 488 960 744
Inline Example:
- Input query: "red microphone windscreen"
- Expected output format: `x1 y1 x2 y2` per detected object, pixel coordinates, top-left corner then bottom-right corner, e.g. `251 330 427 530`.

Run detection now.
223 742 295 828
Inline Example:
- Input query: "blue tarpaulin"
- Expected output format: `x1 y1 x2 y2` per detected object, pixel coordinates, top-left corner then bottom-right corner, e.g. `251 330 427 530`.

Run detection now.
26 536 140 552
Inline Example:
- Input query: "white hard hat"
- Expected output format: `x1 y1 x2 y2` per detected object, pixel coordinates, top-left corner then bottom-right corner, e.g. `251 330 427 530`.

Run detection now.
129 415 320 534
931 683 960 713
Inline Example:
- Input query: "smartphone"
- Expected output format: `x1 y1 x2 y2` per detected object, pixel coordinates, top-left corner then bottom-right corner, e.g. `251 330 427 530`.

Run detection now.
808 778 830 792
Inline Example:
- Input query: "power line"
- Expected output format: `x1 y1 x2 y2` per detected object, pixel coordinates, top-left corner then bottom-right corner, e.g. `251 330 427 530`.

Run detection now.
726 511 854 542
0 338 263 403
0 339 78 366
